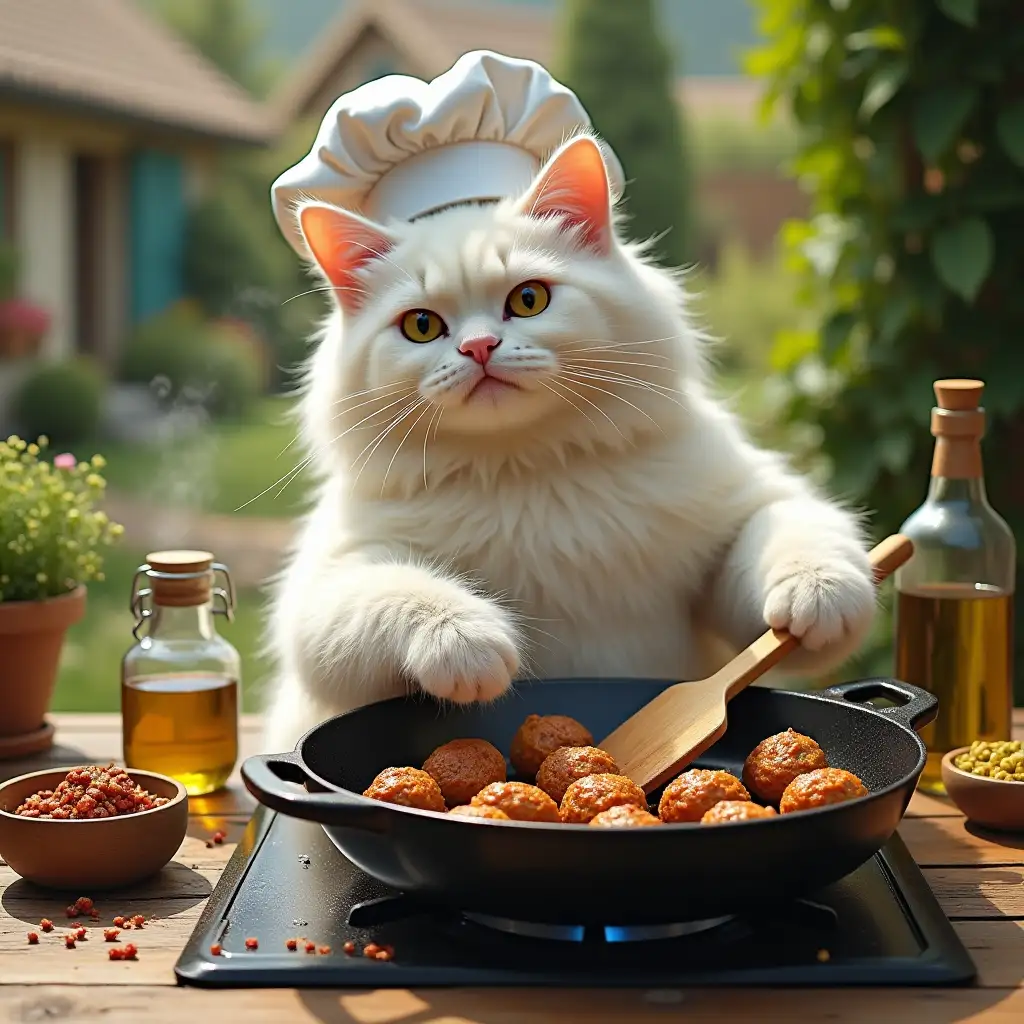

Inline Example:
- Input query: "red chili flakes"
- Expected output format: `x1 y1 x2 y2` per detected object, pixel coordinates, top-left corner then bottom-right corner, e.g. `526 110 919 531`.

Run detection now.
74 927 87 940
210 944 222 957
13 764 169 819
110 942 138 961
112 916 126 928
103 929 120 942
108 948 123 961
304 940 316 954
244 937 258 950
39 919 53 933
64 934 76 949
285 938 298 951
318 946 331 955
27 932 39 944
343 941 355 956
75 897 93 913
130 915 145 929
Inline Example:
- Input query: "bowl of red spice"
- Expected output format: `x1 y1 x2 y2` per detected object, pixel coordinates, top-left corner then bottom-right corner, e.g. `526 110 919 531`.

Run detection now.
0 763 188 889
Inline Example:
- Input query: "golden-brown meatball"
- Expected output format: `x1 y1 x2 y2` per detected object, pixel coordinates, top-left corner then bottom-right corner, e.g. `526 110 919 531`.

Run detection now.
535 746 621 804
742 728 828 804
471 781 561 823
780 767 869 814
700 800 778 824
657 769 750 823
362 767 446 813
448 804 511 821
559 773 648 824
422 738 507 807
589 804 663 828
510 714 594 778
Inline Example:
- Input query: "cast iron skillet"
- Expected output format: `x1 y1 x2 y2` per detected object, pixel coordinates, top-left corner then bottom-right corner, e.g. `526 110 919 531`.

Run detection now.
242 677 936 926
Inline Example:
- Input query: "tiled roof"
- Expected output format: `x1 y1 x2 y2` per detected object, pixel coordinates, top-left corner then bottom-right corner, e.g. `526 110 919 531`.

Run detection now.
0 0 272 143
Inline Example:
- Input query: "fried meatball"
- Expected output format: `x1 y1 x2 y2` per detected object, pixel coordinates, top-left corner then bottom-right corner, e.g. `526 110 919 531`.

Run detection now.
422 738 507 807
700 800 778 824
448 804 510 821
362 767 446 813
657 769 750 823
779 767 869 814
535 746 621 804
471 781 561 823
559 773 648 824
589 804 663 828
510 714 594 778
742 728 828 804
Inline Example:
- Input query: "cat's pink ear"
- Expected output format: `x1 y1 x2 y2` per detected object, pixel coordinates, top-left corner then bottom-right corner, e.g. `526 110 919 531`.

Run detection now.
297 202 395 312
516 135 613 253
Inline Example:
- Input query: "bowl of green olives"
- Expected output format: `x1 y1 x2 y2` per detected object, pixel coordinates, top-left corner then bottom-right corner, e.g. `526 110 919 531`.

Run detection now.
941 741 1024 833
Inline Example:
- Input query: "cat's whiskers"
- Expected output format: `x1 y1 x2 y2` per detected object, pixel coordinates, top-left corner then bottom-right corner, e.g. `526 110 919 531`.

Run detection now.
380 400 436 497
562 366 687 404
422 404 444 489
329 384 421 425
554 373 665 433
569 357 675 373
537 380 599 434
348 397 428 494
546 377 631 443
349 241 419 287
281 282 369 305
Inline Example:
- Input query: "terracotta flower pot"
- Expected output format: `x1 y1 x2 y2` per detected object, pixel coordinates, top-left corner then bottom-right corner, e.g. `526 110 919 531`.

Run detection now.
0 586 86 744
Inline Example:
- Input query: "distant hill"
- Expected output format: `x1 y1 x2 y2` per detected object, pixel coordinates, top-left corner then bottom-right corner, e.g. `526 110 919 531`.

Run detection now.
246 0 759 76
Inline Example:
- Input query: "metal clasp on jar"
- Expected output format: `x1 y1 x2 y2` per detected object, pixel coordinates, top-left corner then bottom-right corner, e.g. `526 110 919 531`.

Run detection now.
129 561 236 640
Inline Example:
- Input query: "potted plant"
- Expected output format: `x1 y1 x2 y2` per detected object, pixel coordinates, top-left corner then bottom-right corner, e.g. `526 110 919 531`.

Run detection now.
0 436 123 757
0 243 51 360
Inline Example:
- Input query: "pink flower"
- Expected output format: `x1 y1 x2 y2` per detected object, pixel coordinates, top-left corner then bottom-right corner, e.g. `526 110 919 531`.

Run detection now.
53 453 76 469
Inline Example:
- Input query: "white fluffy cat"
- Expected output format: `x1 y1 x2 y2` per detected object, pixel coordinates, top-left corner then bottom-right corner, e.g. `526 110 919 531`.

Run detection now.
261 133 876 752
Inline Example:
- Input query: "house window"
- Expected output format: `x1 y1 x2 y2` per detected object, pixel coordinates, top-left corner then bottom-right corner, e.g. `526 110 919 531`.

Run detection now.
0 140 15 239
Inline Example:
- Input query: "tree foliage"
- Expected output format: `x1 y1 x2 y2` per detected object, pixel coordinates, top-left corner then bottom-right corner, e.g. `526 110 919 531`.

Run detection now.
558 0 694 266
748 0 1024 694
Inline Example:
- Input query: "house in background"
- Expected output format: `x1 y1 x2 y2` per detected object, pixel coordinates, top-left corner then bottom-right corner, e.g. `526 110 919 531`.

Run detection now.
0 0 272 371
269 0 806 261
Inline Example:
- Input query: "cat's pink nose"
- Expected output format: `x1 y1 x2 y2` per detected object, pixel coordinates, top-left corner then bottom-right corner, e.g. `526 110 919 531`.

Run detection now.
458 334 501 365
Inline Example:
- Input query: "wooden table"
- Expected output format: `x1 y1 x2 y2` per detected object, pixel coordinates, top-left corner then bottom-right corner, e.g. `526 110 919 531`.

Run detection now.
2 714 1023 1022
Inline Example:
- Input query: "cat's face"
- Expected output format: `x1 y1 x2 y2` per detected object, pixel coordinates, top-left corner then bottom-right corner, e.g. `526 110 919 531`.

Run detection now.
298 135 694 460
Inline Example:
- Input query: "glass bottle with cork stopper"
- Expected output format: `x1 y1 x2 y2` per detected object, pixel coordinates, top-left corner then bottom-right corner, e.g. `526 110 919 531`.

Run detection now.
894 379 1016 794
122 550 240 796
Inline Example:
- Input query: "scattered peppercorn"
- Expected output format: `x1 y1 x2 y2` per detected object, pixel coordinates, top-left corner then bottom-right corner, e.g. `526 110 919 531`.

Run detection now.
27 932 39 944
39 919 53 933
210 944 222 957
318 946 331 955
244 937 258 950
285 938 298 951
343 941 355 956
104 929 120 942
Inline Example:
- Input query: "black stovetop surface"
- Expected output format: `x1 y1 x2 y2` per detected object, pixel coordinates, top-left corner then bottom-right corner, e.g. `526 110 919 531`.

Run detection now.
175 807 976 989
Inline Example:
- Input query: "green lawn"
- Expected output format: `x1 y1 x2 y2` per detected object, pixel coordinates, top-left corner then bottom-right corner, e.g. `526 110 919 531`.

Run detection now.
53 545 272 714
96 396 312 518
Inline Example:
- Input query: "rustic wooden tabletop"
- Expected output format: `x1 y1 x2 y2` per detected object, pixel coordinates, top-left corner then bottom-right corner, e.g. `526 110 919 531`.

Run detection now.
1 712 1023 1023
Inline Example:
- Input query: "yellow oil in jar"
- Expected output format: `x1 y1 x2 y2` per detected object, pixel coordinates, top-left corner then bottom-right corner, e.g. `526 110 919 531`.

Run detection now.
122 672 238 795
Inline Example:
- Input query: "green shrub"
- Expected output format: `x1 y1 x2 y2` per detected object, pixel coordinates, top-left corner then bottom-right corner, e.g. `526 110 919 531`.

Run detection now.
13 356 106 444
119 303 261 420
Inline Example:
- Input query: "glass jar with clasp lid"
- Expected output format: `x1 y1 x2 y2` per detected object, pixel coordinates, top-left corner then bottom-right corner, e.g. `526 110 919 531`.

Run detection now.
121 550 240 795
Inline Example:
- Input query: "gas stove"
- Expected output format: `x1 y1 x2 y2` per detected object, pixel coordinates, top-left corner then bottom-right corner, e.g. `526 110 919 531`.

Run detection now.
175 807 976 988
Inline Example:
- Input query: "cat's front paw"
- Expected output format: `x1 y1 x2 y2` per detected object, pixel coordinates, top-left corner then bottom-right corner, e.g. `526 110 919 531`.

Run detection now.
404 597 520 704
763 555 875 654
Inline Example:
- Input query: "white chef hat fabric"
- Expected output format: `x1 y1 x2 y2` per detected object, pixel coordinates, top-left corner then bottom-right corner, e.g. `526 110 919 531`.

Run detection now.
272 49 625 256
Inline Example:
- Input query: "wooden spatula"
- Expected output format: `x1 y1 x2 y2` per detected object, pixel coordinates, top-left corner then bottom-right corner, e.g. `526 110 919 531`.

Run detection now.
599 533 914 793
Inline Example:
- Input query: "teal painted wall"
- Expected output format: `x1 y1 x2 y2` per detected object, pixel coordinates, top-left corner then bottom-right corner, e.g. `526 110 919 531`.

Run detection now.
129 149 185 323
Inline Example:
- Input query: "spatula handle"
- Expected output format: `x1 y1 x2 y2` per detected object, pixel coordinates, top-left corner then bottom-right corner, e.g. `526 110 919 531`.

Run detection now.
717 534 914 702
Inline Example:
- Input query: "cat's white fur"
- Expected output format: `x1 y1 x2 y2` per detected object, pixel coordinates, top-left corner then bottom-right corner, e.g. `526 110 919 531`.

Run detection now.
261 133 876 752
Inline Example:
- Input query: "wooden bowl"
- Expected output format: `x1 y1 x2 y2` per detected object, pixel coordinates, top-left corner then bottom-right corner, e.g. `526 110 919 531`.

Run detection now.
940 747 1024 833
0 767 188 889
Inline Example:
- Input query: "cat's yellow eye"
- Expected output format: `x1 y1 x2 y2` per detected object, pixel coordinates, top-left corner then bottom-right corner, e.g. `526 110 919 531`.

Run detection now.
399 309 447 343
506 281 550 318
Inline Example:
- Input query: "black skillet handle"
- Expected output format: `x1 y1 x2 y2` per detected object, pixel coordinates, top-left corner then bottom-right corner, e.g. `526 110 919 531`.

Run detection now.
818 678 938 734
240 751 393 834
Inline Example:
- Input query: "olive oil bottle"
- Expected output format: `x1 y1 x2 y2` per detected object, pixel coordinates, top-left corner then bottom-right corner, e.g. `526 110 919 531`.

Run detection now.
894 380 1015 795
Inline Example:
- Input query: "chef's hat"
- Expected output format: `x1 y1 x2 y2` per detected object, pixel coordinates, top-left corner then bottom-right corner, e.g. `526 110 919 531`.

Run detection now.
271 49 625 256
